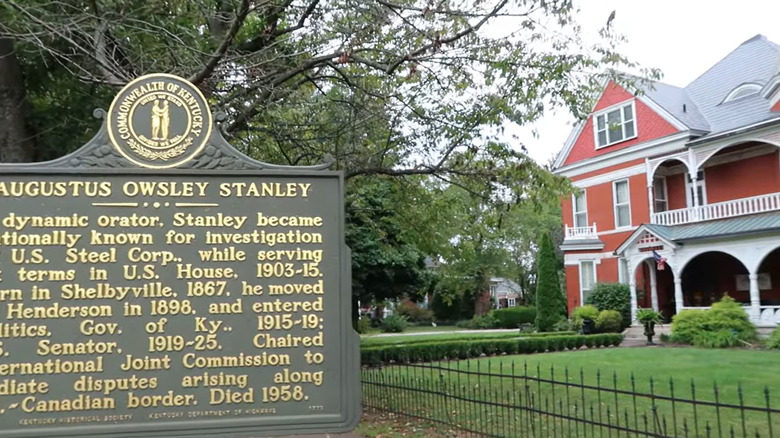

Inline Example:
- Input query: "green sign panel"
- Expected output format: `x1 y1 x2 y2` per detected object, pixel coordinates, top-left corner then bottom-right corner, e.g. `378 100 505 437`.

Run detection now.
0 75 360 438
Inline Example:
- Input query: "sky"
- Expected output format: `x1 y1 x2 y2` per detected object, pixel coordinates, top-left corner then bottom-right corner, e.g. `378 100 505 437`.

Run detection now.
507 0 780 165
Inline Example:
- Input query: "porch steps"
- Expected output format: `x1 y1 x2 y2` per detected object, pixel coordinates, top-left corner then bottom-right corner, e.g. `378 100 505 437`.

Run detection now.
620 324 671 347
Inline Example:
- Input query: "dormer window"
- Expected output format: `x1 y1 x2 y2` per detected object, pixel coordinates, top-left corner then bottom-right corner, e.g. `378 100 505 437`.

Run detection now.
723 83 761 103
594 101 636 148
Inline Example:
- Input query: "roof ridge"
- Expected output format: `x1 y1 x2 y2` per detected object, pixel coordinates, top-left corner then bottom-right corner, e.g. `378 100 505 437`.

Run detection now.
685 34 776 91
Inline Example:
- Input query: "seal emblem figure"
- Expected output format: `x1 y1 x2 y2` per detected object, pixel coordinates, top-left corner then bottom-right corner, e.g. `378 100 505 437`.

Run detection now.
106 73 212 169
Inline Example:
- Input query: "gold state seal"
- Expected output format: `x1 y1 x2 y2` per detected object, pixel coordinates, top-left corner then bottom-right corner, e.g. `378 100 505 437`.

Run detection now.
107 73 212 169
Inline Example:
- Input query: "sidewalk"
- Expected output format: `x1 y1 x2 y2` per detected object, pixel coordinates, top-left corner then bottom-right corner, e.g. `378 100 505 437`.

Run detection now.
364 328 520 338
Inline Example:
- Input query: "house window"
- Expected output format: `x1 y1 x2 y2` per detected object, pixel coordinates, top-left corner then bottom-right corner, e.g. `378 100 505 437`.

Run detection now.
579 260 597 303
686 170 707 207
508 298 516 308
613 179 631 228
573 191 588 228
595 102 636 148
654 177 668 213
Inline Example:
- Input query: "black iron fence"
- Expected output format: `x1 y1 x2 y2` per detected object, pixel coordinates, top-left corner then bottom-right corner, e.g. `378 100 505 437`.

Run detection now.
362 359 780 437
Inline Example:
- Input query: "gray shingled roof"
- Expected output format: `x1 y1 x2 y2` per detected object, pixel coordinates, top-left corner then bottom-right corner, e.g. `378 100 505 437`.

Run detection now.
644 211 780 242
643 35 780 137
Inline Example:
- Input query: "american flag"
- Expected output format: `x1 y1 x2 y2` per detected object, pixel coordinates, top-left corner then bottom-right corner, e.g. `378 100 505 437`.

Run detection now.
653 251 667 271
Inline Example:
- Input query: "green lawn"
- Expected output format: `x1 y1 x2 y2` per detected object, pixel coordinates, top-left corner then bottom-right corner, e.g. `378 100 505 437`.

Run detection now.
360 324 463 336
362 347 780 437
360 330 520 348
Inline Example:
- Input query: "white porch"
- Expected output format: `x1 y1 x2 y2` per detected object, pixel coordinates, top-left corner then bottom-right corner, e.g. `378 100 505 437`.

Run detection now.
652 191 780 226
618 223 780 326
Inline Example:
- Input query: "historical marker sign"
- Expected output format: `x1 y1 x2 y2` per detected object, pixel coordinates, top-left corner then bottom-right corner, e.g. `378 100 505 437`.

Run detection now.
0 74 360 438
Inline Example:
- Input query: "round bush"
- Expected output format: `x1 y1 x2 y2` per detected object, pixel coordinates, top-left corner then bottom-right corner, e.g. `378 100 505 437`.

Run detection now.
585 283 631 328
595 310 623 333
380 314 409 333
572 305 600 328
671 295 756 347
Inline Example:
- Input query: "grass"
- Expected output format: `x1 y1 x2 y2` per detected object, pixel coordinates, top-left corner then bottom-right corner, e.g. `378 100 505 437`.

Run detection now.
363 347 780 437
360 331 521 348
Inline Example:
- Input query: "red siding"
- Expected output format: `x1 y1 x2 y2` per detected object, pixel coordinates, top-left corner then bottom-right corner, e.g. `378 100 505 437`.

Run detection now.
772 99 780 112
629 173 650 226
561 82 680 166
705 152 780 204
665 173 687 210
566 265 580 312
598 258 619 286
561 196 574 229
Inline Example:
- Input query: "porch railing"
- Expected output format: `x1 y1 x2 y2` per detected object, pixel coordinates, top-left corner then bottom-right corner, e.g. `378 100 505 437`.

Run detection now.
758 306 780 326
652 191 780 226
564 223 597 239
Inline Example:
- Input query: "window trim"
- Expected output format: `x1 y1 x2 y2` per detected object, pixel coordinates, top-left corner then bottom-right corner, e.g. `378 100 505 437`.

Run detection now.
579 260 597 304
685 170 707 207
507 298 516 308
572 190 588 228
618 257 629 285
653 176 668 213
612 179 632 229
593 101 638 149
722 83 761 103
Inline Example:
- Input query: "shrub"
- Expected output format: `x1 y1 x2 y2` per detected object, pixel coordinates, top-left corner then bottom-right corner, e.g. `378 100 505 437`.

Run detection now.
493 306 536 328
380 314 409 333
457 313 500 329
766 326 780 349
535 233 565 331
360 333 624 365
356 317 372 334
596 310 623 333
571 305 600 329
585 283 631 329
692 329 740 348
396 300 435 324
670 295 756 347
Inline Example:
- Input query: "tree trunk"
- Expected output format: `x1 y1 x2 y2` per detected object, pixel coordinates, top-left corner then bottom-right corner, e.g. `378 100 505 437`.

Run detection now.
473 272 492 315
0 37 37 163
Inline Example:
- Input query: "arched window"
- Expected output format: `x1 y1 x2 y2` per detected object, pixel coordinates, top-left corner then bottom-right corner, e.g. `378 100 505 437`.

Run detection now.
723 83 761 103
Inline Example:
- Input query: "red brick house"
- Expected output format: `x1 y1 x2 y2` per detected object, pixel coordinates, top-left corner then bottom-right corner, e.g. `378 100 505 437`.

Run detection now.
553 35 780 326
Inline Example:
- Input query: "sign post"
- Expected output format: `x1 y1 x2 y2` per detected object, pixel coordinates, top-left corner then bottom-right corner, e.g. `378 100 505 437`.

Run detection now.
0 74 360 438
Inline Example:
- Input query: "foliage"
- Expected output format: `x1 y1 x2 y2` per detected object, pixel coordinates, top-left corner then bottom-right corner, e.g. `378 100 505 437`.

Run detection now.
535 233 565 332
456 313 500 330
356 317 373 335
396 300 434 324
585 283 631 329
636 308 663 325
493 307 537 329
765 327 780 349
361 334 623 366
692 330 741 349
361 332 522 348
572 305 600 328
380 314 409 333
596 310 623 333
552 319 576 332
670 296 756 347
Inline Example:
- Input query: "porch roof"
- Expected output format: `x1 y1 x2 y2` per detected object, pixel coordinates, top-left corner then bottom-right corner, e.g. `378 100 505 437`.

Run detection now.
649 210 780 242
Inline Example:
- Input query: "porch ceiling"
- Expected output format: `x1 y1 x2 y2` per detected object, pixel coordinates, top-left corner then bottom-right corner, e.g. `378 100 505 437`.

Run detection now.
647 210 780 242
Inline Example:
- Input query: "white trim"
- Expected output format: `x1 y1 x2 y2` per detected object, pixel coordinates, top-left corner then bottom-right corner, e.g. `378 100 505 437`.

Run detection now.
572 190 588 228
614 225 678 256
722 83 762 103
564 251 614 265
597 226 639 236
578 260 598 304
553 77 611 169
572 164 645 189
612 179 632 229
618 257 629 284
554 132 691 177
685 169 707 207
653 176 669 213
593 101 638 149
560 244 605 251
762 76 780 98
638 94 689 131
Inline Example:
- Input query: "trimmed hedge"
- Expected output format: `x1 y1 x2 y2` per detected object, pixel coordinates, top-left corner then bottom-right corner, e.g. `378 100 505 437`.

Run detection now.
361 333 623 366
493 306 536 328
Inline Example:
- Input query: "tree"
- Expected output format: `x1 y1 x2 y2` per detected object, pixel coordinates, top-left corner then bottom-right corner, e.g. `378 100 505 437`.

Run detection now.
534 232 564 331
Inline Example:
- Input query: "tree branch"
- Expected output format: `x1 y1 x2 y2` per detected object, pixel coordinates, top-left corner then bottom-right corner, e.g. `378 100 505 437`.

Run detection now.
189 0 250 85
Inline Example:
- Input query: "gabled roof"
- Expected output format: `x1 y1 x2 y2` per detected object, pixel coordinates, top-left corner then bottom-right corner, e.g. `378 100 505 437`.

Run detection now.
647 34 780 137
555 35 780 169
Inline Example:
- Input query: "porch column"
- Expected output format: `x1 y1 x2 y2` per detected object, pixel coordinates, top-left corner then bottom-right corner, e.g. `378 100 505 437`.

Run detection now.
673 275 683 314
648 261 659 311
690 171 700 221
629 280 638 324
647 185 655 221
749 273 761 324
